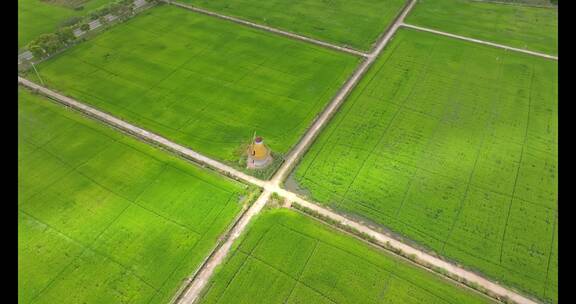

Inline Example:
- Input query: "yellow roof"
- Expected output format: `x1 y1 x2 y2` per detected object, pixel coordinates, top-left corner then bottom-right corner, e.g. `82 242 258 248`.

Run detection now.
251 142 269 160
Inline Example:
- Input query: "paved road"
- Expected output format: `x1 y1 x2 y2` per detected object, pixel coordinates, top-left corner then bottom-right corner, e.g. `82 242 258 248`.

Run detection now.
401 23 558 61
163 0 369 58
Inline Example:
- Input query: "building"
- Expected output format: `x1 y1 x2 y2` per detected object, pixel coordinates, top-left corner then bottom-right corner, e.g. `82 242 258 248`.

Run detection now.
247 136 272 169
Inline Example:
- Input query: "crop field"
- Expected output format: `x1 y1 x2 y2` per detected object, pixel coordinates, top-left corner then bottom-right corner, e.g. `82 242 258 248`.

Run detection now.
405 0 558 55
18 0 114 48
26 5 359 172
198 209 492 304
182 0 408 52
18 87 253 304
293 28 557 302
476 0 556 5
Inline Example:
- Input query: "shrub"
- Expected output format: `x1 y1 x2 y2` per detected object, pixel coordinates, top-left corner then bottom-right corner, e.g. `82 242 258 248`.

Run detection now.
29 33 62 56
55 27 75 44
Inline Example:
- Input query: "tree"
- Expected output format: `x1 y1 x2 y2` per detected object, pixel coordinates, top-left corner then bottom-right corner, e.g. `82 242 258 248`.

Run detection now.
56 27 75 44
31 33 63 56
28 44 45 58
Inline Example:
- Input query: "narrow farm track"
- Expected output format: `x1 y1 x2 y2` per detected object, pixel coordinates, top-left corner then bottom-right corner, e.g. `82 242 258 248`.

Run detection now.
174 190 273 304
276 189 540 304
17 77 266 189
271 0 417 184
162 0 369 58
19 70 540 303
401 23 558 60
18 0 554 302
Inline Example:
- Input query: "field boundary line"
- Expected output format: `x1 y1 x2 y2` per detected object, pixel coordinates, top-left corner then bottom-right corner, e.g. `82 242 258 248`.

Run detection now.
287 206 493 304
469 0 557 9
175 190 273 304
271 0 418 185
161 0 368 58
23 0 539 302
542 211 558 299
498 67 536 262
441 53 507 254
281 189 540 304
21 76 542 304
400 23 558 60
18 77 266 189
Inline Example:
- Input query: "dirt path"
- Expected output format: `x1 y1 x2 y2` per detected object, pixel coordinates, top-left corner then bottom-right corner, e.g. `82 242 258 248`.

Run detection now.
271 0 417 185
162 0 369 58
401 23 558 60
18 1 546 301
173 190 272 304
275 188 539 304
17 77 266 189
19 71 540 304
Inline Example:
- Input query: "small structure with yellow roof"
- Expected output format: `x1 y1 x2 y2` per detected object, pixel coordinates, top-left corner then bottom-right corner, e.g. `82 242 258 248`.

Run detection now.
247 136 273 169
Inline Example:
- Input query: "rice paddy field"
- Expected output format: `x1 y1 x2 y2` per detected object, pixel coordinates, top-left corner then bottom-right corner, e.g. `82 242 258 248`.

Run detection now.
405 0 558 55
18 87 253 304
25 4 359 172
181 0 408 52
293 28 557 303
18 0 114 48
198 209 493 304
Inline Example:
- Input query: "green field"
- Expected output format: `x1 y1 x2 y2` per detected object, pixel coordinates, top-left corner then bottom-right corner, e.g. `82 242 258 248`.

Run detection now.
18 87 254 304
293 29 557 302
18 0 114 48
182 0 408 52
405 0 558 55
198 209 492 304
26 5 359 173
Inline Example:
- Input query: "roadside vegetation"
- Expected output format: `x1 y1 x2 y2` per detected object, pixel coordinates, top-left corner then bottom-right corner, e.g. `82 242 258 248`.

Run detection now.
294 28 557 303
19 0 116 49
197 209 493 304
18 87 253 304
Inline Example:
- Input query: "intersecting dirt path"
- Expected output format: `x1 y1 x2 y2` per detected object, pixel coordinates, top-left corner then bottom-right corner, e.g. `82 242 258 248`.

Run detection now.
18 0 548 302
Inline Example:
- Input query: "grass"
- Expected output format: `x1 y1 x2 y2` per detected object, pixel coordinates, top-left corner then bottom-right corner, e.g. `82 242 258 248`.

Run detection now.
474 0 557 6
18 86 254 304
26 4 360 177
405 0 558 55
293 28 557 303
180 0 408 52
18 0 114 49
197 209 493 304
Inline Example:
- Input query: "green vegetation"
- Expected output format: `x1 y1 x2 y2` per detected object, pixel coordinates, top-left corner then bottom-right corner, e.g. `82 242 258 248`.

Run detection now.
294 28 557 303
183 0 408 52
406 0 558 55
198 209 492 304
18 0 115 48
26 5 359 175
18 87 252 304
476 0 557 5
